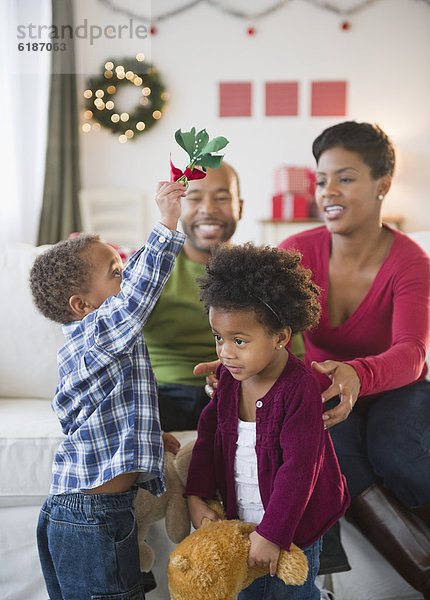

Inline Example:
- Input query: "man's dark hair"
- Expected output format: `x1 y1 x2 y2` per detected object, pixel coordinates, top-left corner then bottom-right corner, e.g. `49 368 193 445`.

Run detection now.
29 234 100 324
312 121 395 179
198 243 321 334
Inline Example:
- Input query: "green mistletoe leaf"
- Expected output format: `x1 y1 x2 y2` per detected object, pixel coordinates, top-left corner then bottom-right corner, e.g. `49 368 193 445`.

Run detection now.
182 132 198 161
173 127 229 177
195 153 224 169
175 129 197 161
201 136 229 155
174 129 187 153
193 129 210 157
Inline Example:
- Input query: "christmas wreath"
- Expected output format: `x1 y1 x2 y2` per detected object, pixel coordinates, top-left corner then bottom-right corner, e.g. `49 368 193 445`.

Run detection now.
82 54 167 143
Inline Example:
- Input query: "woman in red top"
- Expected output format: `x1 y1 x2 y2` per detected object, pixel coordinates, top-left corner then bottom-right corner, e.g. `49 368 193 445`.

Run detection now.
279 121 430 597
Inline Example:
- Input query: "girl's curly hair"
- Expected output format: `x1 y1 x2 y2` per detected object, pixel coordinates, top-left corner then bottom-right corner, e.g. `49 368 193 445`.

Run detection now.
29 233 100 324
198 243 321 334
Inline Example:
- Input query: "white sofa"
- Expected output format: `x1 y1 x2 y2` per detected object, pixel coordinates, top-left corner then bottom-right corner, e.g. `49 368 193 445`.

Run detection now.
0 235 428 600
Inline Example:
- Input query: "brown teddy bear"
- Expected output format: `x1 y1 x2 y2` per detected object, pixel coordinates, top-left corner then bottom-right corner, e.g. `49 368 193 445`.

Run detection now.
168 504 309 600
134 441 195 572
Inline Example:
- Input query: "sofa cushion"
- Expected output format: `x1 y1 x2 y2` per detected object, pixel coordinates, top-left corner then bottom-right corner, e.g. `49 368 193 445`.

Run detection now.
0 244 64 399
0 394 197 506
0 398 63 505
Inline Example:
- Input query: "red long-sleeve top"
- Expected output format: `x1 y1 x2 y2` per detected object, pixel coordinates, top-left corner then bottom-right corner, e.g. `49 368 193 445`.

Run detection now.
279 225 430 399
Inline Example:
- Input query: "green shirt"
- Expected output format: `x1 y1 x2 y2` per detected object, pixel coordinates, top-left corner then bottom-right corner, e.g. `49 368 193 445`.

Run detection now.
144 250 217 386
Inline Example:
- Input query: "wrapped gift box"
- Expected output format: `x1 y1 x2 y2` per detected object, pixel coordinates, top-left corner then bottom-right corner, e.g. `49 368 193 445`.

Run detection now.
274 166 316 195
272 193 311 220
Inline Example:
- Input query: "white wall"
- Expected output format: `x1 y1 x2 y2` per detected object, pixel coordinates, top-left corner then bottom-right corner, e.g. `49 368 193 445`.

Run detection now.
75 0 430 242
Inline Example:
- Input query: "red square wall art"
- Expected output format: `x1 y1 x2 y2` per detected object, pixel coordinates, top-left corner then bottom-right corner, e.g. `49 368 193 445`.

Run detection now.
311 81 347 116
265 82 299 116
219 82 252 117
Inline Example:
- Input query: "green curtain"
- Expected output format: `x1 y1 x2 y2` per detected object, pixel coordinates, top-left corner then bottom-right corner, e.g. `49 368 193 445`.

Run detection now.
38 0 81 244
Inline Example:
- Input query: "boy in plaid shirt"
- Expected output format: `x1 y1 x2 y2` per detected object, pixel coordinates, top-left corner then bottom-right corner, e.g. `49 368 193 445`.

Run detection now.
30 181 186 600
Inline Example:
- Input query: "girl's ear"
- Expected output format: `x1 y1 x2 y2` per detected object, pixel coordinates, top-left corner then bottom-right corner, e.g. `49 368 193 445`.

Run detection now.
277 327 292 347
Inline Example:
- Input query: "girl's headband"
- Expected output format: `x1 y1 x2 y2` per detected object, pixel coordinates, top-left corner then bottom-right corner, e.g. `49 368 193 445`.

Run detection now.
252 294 282 325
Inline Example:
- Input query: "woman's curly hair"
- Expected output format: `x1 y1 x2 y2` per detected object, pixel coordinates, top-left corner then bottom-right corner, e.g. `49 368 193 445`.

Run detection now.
198 243 321 334
29 233 100 324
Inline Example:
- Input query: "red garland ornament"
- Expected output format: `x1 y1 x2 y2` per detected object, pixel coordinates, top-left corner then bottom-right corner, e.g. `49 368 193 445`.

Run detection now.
150 25 157 34
341 21 351 31
247 26 256 35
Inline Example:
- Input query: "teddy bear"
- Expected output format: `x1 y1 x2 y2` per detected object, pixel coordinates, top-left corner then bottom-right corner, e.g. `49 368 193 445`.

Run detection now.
168 505 309 600
134 441 195 572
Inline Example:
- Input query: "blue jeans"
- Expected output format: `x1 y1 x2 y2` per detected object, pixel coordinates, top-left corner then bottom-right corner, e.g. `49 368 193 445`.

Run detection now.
328 380 430 506
158 384 209 431
237 538 322 600
37 491 144 600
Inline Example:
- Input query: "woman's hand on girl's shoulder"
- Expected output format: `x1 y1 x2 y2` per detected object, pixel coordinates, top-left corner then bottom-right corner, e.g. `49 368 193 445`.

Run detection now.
311 360 361 429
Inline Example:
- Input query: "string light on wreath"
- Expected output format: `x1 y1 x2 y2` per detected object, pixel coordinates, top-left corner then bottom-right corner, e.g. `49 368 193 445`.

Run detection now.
81 53 167 142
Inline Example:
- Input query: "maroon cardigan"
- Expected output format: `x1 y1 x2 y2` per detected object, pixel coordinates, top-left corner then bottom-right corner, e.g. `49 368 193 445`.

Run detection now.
185 352 350 550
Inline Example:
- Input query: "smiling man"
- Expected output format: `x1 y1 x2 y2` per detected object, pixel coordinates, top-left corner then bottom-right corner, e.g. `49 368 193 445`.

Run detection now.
144 162 244 431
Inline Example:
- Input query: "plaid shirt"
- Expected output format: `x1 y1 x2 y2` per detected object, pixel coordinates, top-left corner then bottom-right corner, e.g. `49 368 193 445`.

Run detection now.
50 223 186 495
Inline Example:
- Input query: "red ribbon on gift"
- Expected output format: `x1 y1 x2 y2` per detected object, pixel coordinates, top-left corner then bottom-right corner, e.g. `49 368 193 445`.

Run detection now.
170 155 206 183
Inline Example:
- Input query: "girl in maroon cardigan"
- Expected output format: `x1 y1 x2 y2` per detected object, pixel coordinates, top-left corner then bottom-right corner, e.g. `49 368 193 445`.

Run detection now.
185 244 349 600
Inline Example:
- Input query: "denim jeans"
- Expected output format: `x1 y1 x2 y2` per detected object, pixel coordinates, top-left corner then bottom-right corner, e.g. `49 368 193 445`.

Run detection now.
328 380 430 506
37 491 144 600
237 538 322 600
158 384 210 431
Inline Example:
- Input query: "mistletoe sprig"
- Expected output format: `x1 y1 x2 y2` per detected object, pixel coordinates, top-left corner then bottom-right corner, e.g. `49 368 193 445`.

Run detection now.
170 127 229 186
